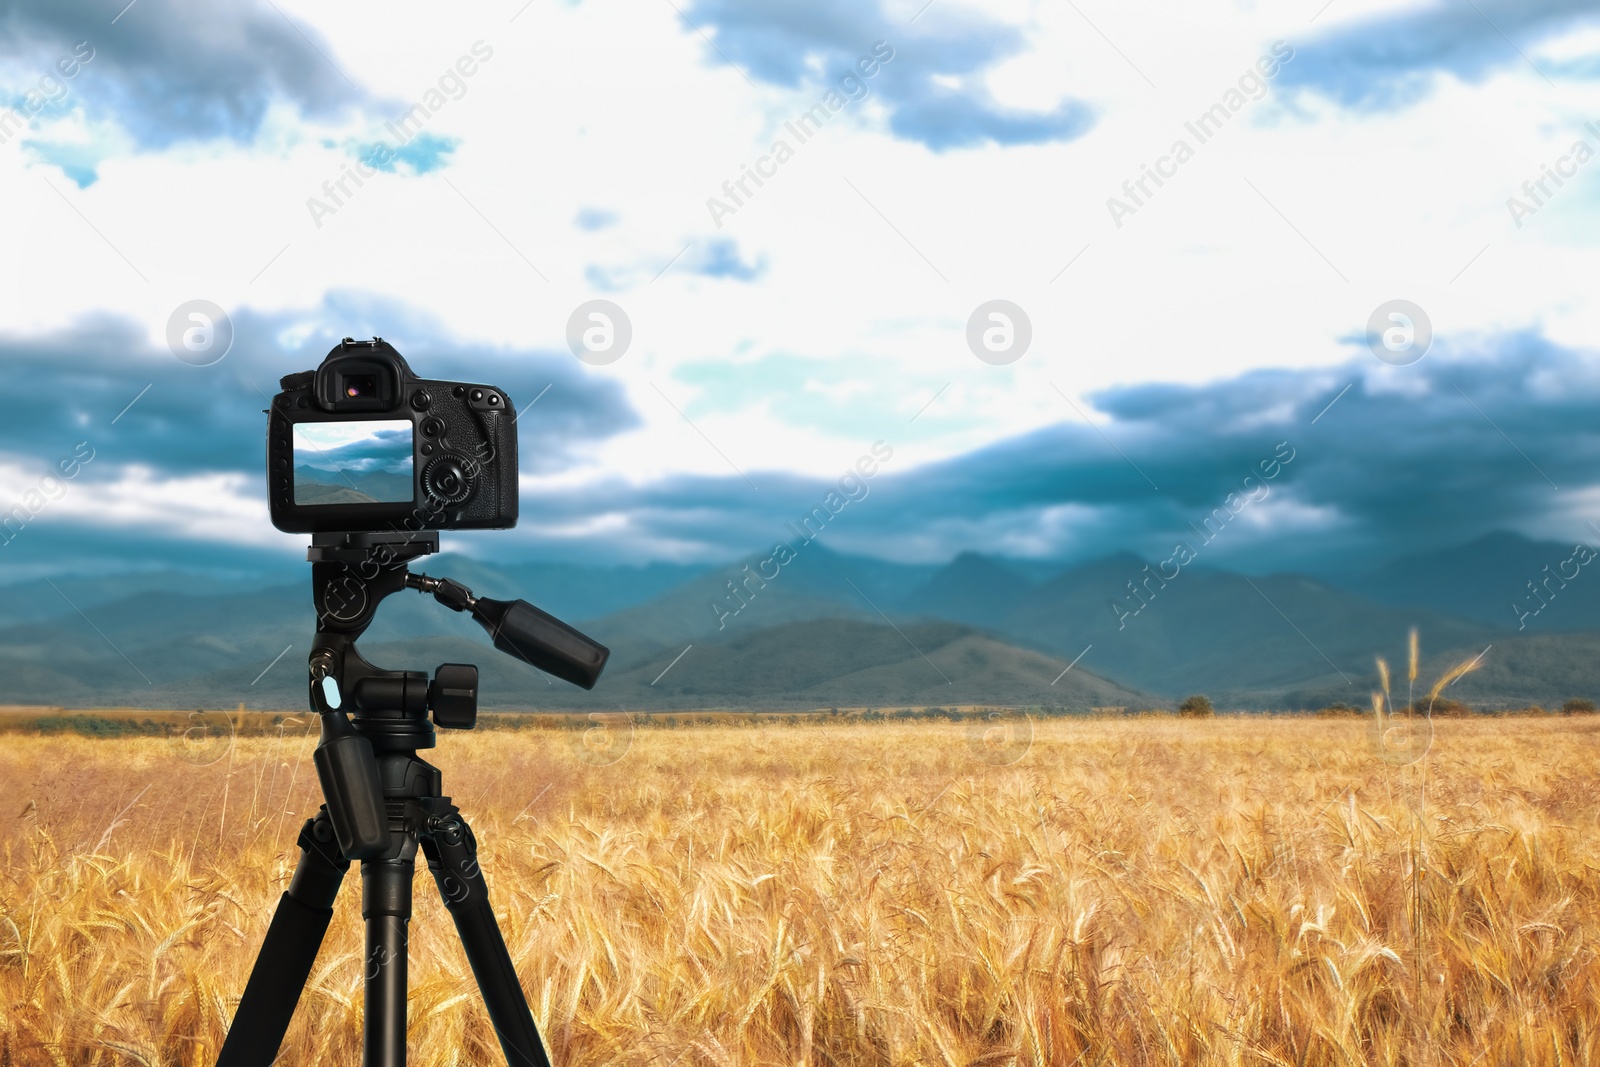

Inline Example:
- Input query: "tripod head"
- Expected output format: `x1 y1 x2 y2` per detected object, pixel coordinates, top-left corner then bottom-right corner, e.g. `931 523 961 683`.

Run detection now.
306 531 609 858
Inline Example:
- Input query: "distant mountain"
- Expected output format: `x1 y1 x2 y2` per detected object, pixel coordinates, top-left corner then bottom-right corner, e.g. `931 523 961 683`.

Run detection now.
8 533 1600 712
32 619 1156 712
609 618 1152 710
577 543 939 667
1426 631 1600 708
292 465 413 506
1217 630 1600 711
417 552 710 624
1335 530 1600 631
0 569 297 628
901 551 1033 628
0 582 309 705
889 551 1496 700
0 548 1145 710
0 552 712 709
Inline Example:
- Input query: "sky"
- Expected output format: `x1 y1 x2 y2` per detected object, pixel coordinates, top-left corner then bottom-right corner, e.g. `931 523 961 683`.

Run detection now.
2 0 1600 580
294 423 415 475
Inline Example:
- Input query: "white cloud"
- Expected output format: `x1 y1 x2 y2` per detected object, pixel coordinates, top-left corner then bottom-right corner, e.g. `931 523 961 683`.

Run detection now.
5 0 1600 563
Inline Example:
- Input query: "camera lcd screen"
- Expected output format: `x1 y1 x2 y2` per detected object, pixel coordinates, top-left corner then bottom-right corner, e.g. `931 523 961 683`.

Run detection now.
292 421 414 506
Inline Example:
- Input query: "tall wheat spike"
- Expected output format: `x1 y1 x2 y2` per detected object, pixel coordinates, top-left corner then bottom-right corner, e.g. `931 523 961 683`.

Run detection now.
1373 631 1488 1040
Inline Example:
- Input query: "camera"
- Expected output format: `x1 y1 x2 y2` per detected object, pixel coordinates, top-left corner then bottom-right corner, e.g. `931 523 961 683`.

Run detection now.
268 338 518 534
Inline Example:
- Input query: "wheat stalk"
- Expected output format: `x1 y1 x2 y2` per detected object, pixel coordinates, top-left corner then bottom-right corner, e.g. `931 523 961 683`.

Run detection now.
0 717 1590 1065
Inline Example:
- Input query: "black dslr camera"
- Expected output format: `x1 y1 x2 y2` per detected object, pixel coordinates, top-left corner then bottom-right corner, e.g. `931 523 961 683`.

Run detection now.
268 337 518 534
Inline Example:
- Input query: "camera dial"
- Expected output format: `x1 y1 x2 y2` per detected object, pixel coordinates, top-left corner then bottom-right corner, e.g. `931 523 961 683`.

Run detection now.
424 454 476 506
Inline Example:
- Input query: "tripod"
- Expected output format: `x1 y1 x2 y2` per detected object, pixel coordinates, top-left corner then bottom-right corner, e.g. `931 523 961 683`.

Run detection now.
216 532 609 1067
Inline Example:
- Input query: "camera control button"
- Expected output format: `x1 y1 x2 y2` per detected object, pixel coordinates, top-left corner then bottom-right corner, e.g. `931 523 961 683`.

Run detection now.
421 417 444 438
470 389 484 402
296 396 309 408
420 443 434 456
411 390 431 412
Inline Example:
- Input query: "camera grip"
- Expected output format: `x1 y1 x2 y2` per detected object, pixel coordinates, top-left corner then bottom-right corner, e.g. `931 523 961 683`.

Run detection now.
313 712 390 859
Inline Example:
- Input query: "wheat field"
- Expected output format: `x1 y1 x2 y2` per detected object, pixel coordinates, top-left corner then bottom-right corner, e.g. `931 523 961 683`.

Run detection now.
2 715 1599 1066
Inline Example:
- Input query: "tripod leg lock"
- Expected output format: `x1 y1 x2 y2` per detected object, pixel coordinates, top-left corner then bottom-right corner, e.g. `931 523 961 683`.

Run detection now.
286 809 350 907
421 809 491 912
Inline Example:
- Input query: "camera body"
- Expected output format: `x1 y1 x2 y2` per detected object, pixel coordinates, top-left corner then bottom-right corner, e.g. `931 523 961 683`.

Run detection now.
268 338 518 534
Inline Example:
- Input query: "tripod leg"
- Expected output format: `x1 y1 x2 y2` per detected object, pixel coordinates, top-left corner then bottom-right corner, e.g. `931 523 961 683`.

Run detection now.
217 809 348 1067
423 811 552 1067
362 856 414 1067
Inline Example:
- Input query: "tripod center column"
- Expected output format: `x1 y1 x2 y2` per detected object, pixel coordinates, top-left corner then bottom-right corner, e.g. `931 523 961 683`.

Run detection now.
362 857 414 1067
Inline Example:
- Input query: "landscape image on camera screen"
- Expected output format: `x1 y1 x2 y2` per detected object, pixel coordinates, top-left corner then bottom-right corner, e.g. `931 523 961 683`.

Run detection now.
292 420 413 505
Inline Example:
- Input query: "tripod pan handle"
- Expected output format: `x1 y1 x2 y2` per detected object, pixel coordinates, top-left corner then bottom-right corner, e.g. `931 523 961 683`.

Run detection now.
472 596 610 690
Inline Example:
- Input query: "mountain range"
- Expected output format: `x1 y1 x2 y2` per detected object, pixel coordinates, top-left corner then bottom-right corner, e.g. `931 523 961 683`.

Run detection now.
3 530 1598 712
292 465 413 506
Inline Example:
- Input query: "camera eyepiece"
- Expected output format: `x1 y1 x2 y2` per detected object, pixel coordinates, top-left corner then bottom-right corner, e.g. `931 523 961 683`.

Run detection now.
314 342 403 412
344 375 378 399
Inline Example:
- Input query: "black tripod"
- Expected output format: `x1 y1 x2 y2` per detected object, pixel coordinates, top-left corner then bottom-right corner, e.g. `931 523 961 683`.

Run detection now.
216 532 609 1067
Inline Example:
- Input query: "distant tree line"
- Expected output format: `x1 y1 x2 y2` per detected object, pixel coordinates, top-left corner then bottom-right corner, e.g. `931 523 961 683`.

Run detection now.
1314 697 1599 717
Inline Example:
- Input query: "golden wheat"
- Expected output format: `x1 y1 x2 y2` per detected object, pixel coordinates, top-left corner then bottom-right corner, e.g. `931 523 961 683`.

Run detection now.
2 716 1599 1066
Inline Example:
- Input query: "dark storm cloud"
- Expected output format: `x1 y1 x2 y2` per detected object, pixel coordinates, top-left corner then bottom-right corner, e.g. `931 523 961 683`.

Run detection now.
1278 0 1600 109
0 0 373 148
7 320 1597 578
682 0 1093 149
867 333 1600 569
0 519 305 583
301 427 414 474
507 331 1600 573
0 293 638 486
